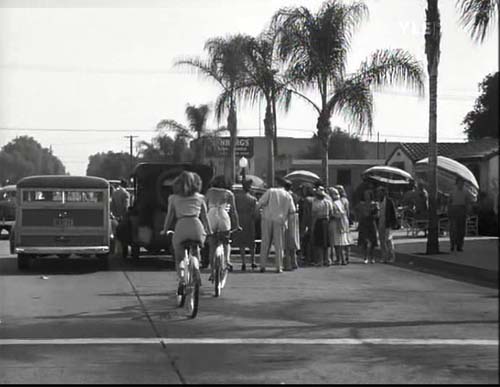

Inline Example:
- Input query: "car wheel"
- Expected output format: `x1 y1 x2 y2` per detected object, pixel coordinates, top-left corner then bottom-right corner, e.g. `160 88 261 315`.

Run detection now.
17 253 31 271
97 253 109 270
131 244 140 261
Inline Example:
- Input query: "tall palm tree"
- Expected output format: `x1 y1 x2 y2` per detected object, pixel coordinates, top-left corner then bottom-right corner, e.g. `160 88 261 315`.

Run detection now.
176 35 247 183
423 0 497 254
237 32 293 186
157 104 223 164
425 0 441 254
457 0 498 43
272 0 425 185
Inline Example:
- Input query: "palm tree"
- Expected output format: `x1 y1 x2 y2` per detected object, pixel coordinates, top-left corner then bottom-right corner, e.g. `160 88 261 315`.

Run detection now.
237 32 293 187
425 0 441 254
176 35 247 183
156 104 223 164
272 0 425 186
422 0 497 255
457 0 498 43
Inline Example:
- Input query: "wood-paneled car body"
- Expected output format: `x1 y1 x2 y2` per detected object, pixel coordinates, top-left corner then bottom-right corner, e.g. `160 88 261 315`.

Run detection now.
12 175 113 270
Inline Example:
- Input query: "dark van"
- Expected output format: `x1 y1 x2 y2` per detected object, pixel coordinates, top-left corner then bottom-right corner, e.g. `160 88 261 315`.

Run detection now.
117 163 214 260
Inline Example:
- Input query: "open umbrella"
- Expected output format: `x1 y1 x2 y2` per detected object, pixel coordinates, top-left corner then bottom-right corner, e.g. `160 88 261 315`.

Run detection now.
284 170 321 185
362 165 414 186
415 156 479 200
243 174 266 189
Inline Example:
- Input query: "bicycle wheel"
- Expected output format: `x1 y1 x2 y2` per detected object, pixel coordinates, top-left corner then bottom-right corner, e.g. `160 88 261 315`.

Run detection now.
177 281 186 307
186 272 200 318
214 257 221 297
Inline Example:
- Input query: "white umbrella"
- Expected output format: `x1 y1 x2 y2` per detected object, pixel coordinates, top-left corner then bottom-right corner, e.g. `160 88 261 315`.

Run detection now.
284 170 321 184
415 156 479 200
362 165 414 186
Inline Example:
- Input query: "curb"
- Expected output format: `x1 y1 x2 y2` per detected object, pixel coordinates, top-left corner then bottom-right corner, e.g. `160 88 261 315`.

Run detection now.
351 245 498 288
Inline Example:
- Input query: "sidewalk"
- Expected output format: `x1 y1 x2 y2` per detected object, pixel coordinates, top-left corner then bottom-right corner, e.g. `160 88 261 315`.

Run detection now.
351 229 498 287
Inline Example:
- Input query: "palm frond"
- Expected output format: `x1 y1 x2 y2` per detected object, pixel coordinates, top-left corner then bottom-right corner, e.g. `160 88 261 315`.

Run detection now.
156 119 193 139
356 48 425 96
214 89 233 124
327 78 374 135
185 104 210 136
174 57 225 88
457 0 498 43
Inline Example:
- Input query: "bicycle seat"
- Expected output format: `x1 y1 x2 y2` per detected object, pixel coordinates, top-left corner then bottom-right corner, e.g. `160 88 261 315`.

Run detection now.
181 239 203 249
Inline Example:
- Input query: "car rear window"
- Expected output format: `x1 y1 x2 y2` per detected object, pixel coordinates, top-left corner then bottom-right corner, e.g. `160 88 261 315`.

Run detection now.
23 190 63 202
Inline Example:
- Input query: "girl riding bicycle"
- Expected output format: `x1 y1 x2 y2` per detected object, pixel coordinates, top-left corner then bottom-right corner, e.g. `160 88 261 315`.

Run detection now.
205 175 241 273
161 171 212 287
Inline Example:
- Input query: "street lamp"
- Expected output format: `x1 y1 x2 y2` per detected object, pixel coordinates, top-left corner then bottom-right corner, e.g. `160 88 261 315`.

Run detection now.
239 156 248 183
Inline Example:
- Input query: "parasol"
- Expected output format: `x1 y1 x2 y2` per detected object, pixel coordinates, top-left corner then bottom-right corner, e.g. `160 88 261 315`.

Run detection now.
362 165 414 186
415 156 479 200
284 170 321 185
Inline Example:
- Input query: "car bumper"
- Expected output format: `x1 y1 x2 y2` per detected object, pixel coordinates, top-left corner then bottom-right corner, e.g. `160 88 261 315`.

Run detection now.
15 246 110 255
0 220 14 228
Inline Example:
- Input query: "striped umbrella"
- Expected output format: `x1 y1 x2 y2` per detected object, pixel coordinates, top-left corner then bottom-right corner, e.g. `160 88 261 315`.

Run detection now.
284 170 321 184
415 156 479 200
361 166 414 186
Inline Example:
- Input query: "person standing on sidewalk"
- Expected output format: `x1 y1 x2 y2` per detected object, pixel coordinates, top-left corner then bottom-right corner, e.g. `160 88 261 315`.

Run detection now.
328 187 351 265
376 186 398 263
448 177 473 252
283 179 300 271
355 189 379 264
232 179 258 271
256 178 296 273
309 186 333 266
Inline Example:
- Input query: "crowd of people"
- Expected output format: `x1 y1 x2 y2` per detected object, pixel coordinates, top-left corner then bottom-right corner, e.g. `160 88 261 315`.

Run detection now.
110 169 484 286
148 171 404 282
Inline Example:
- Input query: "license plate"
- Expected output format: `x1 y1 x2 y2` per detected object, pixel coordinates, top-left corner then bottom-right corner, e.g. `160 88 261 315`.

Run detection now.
53 218 74 227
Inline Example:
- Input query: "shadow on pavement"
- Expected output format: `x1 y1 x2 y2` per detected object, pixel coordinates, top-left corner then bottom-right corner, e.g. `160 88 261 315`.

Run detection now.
0 255 176 276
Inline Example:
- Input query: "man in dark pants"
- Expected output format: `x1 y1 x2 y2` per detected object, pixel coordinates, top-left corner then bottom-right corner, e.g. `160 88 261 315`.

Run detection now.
448 177 473 252
376 186 398 263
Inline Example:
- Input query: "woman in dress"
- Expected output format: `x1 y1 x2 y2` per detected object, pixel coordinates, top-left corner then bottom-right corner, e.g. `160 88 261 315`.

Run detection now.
232 179 258 271
328 187 351 265
334 185 352 264
161 171 212 294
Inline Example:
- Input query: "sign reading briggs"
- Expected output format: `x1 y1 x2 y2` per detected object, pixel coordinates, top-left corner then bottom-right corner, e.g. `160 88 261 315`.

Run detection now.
217 137 254 158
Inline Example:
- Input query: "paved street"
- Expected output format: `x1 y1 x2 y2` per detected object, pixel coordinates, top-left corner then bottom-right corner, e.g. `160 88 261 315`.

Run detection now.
0 239 498 384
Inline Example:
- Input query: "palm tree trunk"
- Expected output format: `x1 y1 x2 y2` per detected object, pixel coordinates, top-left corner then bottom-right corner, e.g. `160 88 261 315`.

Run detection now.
425 0 441 254
317 110 332 186
264 101 275 187
227 103 237 184
271 89 279 158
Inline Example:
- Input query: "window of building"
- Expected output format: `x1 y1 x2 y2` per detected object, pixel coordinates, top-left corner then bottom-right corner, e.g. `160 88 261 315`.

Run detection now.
337 169 351 186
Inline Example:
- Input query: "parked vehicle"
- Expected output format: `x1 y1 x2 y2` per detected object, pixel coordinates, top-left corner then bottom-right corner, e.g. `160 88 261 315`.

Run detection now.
12 175 113 270
0 185 16 235
117 163 214 260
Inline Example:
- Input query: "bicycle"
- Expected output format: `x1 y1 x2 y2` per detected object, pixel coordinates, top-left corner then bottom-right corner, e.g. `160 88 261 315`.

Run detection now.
163 230 202 319
211 228 240 297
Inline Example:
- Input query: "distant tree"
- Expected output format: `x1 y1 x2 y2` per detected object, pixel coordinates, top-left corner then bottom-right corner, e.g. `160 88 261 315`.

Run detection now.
0 136 66 185
462 71 499 140
136 133 192 163
156 103 225 164
176 34 248 183
303 127 367 159
86 151 133 180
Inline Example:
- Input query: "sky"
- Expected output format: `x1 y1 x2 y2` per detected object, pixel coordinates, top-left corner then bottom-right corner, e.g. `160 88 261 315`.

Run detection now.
0 0 498 176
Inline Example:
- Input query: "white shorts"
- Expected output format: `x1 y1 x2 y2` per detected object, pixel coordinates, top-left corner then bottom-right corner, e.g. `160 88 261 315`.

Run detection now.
207 206 231 233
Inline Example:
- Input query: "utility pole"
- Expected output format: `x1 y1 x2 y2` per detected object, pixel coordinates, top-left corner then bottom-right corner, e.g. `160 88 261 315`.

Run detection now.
124 135 138 176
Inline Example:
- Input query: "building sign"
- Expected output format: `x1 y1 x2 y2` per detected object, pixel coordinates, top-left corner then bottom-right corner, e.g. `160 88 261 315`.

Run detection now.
217 137 254 158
